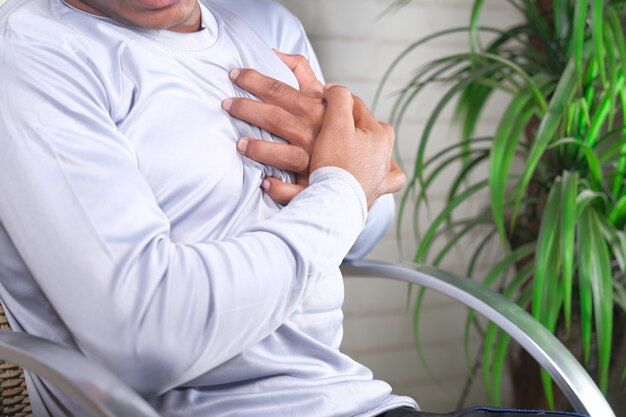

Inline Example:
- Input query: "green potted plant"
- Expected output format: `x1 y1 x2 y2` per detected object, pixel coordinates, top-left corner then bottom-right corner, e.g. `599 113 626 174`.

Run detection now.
376 0 626 411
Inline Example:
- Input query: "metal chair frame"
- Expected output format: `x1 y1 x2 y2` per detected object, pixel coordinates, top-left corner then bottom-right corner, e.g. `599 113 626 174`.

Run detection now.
0 260 615 417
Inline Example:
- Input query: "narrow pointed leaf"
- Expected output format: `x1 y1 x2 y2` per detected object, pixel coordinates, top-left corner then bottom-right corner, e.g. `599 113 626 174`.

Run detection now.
561 171 579 332
573 0 589 91
490 90 535 247
512 59 577 229
609 196 626 228
533 178 562 324
591 0 606 85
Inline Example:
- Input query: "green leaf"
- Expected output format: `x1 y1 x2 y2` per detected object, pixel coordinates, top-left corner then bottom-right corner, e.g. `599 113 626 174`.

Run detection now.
612 89 626 197
548 138 603 186
447 151 491 206
414 64 501 193
573 0 589 91
519 0 557 68
603 17 618 131
464 243 536 377
373 26 514 112
609 196 626 228
597 128 626 164
412 287 443 385
477 53 548 112
606 8 626 96
455 84 495 165
615 277 626 314
432 214 492 266
553 0 570 42
577 212 594 366
511 58 577 229
469 0 486 55
598 217 626 275
415 181 489 263
578 207 614 393
591 0 606 85
576 189 606 218
586 74 624 148
466 229 498 278
560 171 579 332
483 322 498 402
532 178 562 324
490 89 536 248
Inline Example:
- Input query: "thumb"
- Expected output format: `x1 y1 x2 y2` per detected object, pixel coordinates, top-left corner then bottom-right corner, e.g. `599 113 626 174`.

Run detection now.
262 177 305 205
318 85 355 143
273 49 323 96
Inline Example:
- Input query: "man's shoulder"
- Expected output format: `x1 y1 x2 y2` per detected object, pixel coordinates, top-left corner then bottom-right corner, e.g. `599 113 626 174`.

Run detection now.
207 0 306 53
1 0 70 42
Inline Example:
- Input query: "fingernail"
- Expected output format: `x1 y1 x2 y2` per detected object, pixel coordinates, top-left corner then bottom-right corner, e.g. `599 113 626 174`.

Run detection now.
229 68 241 81
236 138 248 155
222 98 233 111
261 179 271 191
323 83 336 91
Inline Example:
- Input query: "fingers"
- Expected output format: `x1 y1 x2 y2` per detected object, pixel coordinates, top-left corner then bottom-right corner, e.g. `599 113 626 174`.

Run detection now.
229 67 323 117
352 95 381 131
261 177 305 205
319 85 355 138
273 50 324 97
382 160 407 194
237 138 310 173
224 98 315 149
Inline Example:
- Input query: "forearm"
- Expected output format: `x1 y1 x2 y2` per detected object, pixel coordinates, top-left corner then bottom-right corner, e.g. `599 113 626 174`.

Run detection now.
1 151 365 397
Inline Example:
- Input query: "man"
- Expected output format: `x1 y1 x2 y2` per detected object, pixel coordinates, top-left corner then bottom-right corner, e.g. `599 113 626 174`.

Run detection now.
0 1 586 417
0 0 412 416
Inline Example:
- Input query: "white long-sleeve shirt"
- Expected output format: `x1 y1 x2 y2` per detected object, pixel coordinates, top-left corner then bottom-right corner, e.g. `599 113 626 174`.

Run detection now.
0 0 417 416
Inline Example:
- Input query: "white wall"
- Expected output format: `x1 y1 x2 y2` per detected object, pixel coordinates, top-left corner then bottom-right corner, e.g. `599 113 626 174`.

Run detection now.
277 0 521 412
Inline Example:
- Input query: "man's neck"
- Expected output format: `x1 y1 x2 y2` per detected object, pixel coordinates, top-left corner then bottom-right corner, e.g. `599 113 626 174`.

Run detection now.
64 0 202 33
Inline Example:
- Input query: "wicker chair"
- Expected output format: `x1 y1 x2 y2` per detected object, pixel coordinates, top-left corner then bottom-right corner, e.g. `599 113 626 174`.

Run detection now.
0 260 617 417
0 304 31 417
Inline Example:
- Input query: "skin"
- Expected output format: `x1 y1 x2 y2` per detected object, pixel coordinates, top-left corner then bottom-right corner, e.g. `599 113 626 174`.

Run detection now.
64 0 202 32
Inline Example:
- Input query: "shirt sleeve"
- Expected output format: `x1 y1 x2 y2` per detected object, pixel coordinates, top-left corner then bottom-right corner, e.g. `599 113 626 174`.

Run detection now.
0 39 367 396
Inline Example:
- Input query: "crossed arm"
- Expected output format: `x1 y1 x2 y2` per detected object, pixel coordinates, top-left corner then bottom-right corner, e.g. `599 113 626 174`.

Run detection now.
0 41 403 396
223 51 405 207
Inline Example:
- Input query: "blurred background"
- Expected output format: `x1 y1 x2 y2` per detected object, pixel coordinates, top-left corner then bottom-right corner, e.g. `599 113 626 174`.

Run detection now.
277 0 521 412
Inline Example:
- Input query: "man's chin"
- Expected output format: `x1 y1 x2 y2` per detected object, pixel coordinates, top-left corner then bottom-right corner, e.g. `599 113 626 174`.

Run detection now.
135 0 182 11
64 0 201 33
134 0 201 32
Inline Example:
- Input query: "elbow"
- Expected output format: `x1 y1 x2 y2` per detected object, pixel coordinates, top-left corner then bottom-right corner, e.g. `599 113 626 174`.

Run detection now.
116 349 190 397
77 309 207 397
88 335 199 397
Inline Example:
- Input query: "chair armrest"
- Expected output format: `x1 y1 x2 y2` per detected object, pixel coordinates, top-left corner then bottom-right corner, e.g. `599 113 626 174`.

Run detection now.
0 331 160 417
341 259 615 417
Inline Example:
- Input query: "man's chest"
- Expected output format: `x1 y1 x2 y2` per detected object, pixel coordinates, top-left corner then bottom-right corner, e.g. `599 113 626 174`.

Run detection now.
106 33 299 240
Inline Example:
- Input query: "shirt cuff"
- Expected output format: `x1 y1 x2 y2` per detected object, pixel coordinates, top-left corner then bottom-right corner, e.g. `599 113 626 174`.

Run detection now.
309 166 368 229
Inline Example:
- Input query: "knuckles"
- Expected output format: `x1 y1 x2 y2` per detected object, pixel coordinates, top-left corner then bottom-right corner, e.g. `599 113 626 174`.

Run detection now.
265 109 292 129
287 146 310 172
325 84 351 99
264 79 290 100
290 54 309 68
